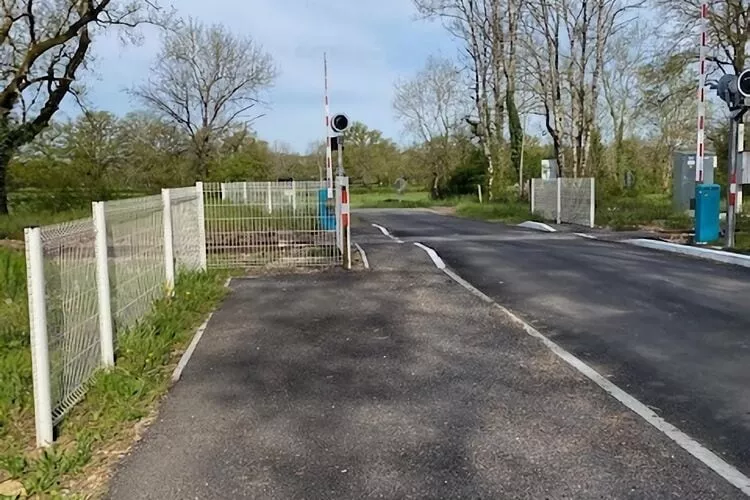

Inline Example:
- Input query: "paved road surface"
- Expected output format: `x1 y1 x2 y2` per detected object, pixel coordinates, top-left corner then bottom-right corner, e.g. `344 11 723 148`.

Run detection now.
107 239 744 499
354 208 750 478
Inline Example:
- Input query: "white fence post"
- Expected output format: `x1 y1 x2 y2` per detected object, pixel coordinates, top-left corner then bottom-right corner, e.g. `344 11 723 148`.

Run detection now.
477 184 483 204
266 181 273 214
195 182 208 270
335 176 343 252
589 178 596 228
220 182 227 201
243 182 248 204
24 227 54 447
530 178 536 214
556 177 562 225
162 189 175 293
93 202 115 368
291 180 297 213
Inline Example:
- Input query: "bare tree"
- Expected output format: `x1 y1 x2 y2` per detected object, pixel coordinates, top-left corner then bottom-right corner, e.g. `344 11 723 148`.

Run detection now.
131 19 276 178
0 0 166 214
656 0 750 75
601 20 649 183
393 55 469 195
522 0 642 177
414 0 499 196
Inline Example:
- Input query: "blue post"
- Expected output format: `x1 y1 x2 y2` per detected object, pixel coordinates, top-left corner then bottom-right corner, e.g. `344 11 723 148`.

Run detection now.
694 184 720 243
318 189 336 231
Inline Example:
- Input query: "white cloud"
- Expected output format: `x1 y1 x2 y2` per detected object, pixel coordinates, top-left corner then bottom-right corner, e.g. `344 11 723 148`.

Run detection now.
81 0 456 151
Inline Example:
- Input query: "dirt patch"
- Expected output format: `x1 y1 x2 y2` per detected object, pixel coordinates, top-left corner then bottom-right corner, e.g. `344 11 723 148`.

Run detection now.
0 239 24 251
426 206 457 215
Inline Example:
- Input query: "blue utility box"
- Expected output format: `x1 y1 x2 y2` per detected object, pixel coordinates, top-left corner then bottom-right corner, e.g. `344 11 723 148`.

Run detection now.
317 189 336 231
694 183 720 243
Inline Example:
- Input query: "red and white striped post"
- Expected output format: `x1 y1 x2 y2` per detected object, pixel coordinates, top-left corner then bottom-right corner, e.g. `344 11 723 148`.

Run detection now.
324 53 334 199
340 178 351 269
695 1 708 183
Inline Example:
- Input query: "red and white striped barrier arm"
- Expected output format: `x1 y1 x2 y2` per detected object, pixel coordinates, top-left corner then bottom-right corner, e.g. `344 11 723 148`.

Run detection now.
695 1 708 183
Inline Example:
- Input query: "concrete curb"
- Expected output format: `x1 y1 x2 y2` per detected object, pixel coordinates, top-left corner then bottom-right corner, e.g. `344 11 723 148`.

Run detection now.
171 277 232 383
518 221 557 232
625 239 750 268
354 242 370 269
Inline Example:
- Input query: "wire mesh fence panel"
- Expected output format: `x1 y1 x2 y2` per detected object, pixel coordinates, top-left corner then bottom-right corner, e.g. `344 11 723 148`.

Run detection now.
105 195 166 333
169 187 203 271
532 179 558 221
203 181 340 268
39 218 100 423
532 178 594 227
560 178 594 227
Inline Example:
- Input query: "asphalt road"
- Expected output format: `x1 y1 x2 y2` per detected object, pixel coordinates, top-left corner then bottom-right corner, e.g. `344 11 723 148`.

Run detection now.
354 208 750 478
107 240 744 499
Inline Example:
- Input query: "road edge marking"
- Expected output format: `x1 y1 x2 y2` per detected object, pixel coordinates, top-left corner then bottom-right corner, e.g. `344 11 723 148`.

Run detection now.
171 277 232 384
626 238 750 268
371 223 404 243
414 241 750 496
518 221 557 232
413 242 446 269
354 242 370 269
575 233 598 240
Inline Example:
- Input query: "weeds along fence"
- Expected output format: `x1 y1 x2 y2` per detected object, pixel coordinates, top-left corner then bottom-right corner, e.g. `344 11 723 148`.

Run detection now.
531 178 595 227
24 179 349 447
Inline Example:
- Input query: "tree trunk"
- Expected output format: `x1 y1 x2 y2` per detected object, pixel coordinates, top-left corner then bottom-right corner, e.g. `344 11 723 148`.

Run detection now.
0 154 8 215
507 89 523 178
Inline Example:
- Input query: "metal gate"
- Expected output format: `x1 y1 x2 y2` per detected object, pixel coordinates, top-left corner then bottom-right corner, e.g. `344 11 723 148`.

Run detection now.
200 181 341 268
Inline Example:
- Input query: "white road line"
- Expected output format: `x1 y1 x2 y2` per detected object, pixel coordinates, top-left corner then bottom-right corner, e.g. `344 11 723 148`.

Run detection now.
518 221 557 232
371 223 404 243
354 242 370 269
575 233 598 240
415 244 750 496
413 242 446 269
171 312 214 383
171 277 232 383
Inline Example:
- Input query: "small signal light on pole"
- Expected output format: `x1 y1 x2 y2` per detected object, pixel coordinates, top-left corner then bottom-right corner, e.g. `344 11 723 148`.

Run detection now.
331 113 349 133
738 69 750 98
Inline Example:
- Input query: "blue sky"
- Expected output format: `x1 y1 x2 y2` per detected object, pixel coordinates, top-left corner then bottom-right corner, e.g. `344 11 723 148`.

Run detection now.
78 0 459 153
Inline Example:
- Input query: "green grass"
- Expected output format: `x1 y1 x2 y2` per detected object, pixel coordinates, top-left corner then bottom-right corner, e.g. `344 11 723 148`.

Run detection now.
205 202 326 231
0 209 90 240
0 266 228 497
350 189 480 209
351 190 436 209
0 247 33 455
455 200 542 224
596 194 693 231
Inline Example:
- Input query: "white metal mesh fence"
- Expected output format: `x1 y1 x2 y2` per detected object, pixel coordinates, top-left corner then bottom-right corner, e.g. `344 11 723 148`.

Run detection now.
531 178 595 227
169 186 203 271
203 181 340 268
532 179 558 222
560 178 594 226
25 181 349 445
105 195 166 332
39 219 100 424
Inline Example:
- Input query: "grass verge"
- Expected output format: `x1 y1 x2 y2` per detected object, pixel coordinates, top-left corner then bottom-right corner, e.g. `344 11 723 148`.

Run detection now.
0 262 229 498
596 194 692 231
455 200 542 224
351 190 479 209
1 209 90 241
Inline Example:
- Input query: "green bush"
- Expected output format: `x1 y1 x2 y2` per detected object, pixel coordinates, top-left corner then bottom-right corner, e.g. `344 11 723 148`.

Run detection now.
442 162 486 198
